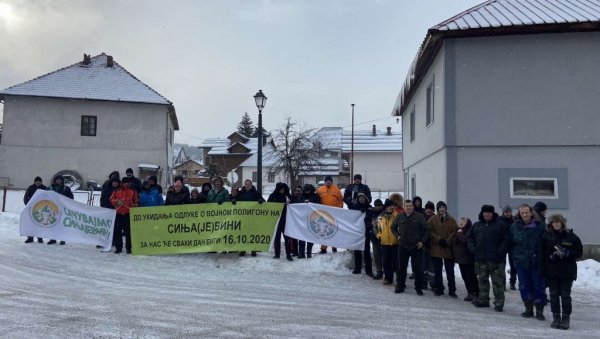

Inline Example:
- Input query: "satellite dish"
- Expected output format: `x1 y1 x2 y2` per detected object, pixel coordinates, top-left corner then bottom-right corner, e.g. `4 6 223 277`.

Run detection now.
227 171 238 185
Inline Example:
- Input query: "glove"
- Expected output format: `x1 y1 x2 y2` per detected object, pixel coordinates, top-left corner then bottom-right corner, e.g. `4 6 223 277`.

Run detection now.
217 201 223 205
258 199 264 204
231 200 237 205
438 239 448 247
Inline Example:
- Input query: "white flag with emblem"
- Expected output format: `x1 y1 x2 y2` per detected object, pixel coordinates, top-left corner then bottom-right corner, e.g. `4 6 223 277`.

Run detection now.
284 203 366 250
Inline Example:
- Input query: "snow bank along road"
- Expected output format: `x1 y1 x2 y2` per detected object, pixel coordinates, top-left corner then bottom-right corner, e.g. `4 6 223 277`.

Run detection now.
1 213 599 338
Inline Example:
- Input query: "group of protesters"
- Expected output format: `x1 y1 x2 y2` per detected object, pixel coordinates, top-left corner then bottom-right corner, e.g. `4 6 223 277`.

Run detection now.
22 171 583 330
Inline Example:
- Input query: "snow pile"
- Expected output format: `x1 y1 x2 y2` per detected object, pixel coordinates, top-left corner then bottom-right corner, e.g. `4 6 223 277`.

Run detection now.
575 259 600 290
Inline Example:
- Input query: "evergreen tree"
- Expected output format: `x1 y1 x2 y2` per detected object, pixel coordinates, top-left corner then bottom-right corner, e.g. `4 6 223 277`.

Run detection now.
237 112 255 137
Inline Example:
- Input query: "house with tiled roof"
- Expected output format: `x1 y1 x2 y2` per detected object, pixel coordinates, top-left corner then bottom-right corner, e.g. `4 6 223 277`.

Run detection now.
392 0 600 247
0 53 178 189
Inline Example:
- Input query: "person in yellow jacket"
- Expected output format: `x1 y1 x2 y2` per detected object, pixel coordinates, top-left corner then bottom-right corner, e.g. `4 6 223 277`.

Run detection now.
375 199 399 285
316 176 343 253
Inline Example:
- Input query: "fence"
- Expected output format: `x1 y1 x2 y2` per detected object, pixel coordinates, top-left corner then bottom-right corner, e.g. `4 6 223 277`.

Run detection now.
1 188 101 214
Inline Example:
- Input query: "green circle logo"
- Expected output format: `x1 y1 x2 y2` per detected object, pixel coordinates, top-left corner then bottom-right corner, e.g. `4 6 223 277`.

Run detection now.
31 200 60 228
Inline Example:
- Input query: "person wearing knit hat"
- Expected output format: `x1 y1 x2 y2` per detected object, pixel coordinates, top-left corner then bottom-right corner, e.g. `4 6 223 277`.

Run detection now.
317 176 343 254
468 204 509 312
349 193 374 276
533 201 548 223
23 176 48 243
498 204 517 290
165 180 190 205
428 200 458 297
125 168 142 193
540 213 583 330
110 173 139 254
376 199 399 284
343 173 372 212
424 201 435 221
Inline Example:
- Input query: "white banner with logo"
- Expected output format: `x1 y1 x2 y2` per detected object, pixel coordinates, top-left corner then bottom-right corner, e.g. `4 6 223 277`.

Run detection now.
20 190 116 251
284 203 366 250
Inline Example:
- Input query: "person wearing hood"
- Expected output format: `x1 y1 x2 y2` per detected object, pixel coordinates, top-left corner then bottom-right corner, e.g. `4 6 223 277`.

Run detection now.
269 182 293 260
392 199 430 295
454 217 479 302
139 180 164 207
375 199 398 285
467 205 509 312
317 175 343 254
207 176 229 204
423 201 435 221
188 188 205 204
412 196 425 215
23 176 47 244
125 168 142 193
420 200 436 290
165 181 190 205
539 214 583 330
499 204 517 290
110 177 139 254
46 175 73 245
101 171 120 207
297 184 320 258
343 174 372 208
349 193 374 276
147 175 163 195
511 204 548 320
428 201 458 297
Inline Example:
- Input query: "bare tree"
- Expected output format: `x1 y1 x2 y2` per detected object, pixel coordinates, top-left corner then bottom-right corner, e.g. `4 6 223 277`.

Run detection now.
267 117 324 187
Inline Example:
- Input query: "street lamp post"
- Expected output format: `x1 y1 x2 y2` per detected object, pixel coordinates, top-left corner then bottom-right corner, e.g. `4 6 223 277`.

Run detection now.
253 89 267 196
351 103 355 181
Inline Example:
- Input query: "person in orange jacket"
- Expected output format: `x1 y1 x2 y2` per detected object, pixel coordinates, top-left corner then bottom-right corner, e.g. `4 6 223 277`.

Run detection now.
316 176 343 254
110 177 139 254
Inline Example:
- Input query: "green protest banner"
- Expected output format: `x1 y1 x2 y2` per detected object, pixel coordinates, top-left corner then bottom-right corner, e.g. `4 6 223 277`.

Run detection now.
130 202 283 255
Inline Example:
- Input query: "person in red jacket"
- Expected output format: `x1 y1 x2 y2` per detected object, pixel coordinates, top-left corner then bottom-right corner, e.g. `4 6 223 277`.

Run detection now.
110 177 139 254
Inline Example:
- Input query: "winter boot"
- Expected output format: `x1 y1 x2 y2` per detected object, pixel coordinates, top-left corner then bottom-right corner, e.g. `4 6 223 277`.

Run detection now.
551 313 561 329
472 299 490 308
37 238 44 243
47 240 57 245
535 303 545 321
59 241 65 245
464 294 474 302
25 237 34 244
559 315 570 330
286 254 293 261
510 282 516 290
521 300 534 318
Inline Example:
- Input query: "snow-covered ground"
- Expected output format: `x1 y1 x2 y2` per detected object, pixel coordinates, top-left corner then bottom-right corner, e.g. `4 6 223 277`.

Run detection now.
1 212 599 338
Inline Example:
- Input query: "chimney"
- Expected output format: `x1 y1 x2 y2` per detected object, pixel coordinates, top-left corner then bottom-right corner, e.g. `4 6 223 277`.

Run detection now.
82 54 91 66
386 127 392 136
372 124 377 136
106 55 114 67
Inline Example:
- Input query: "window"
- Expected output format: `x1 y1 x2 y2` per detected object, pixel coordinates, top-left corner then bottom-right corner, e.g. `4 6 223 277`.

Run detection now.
510 177 558 199
268 172 275 183
409 106 415 142
81 115 97 136
426 75 434 127
411 174 416 197
252 171 257 182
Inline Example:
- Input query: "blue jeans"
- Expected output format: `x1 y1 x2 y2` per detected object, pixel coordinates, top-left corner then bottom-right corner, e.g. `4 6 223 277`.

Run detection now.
516 262 546 305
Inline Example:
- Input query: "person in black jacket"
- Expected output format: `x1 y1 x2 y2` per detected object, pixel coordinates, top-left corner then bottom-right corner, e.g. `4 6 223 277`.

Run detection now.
47 175 74 245
238 180 265 257
343 174 372 207
269 182 292 260
164 181 189 205
540 214 583 330
23 176 47 243
188 188 205 204
391 199 430 295
125 168 142 193
412 196 425 215
349 193 374 276
498 204 517 290
100 171 120 208
467 205 510 312
297 184 320 258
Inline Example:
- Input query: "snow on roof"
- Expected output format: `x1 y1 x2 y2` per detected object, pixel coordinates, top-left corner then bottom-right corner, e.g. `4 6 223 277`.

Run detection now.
1 53 174 107
393 0 600 116
312 127 343 150
238 146 280 167
198 136 259 155
173 144 204 166
341 129 402 152
433 0 600 31
138 163 159 169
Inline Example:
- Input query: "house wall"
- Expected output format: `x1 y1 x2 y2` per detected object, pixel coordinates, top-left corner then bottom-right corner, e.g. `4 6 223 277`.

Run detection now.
0 96 172 188
453 32 600 147
401 46 446 169
455 146 600 244
206 154 252 178
403 148 447 204
351 152 403 192
240 165 287 196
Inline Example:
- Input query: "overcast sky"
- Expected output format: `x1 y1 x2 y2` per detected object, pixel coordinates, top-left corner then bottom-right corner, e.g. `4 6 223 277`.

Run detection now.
0 0 482 145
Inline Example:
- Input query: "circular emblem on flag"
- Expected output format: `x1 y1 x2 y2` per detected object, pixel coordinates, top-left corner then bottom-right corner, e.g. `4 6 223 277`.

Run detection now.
31 200 60 228
307 210 338 239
